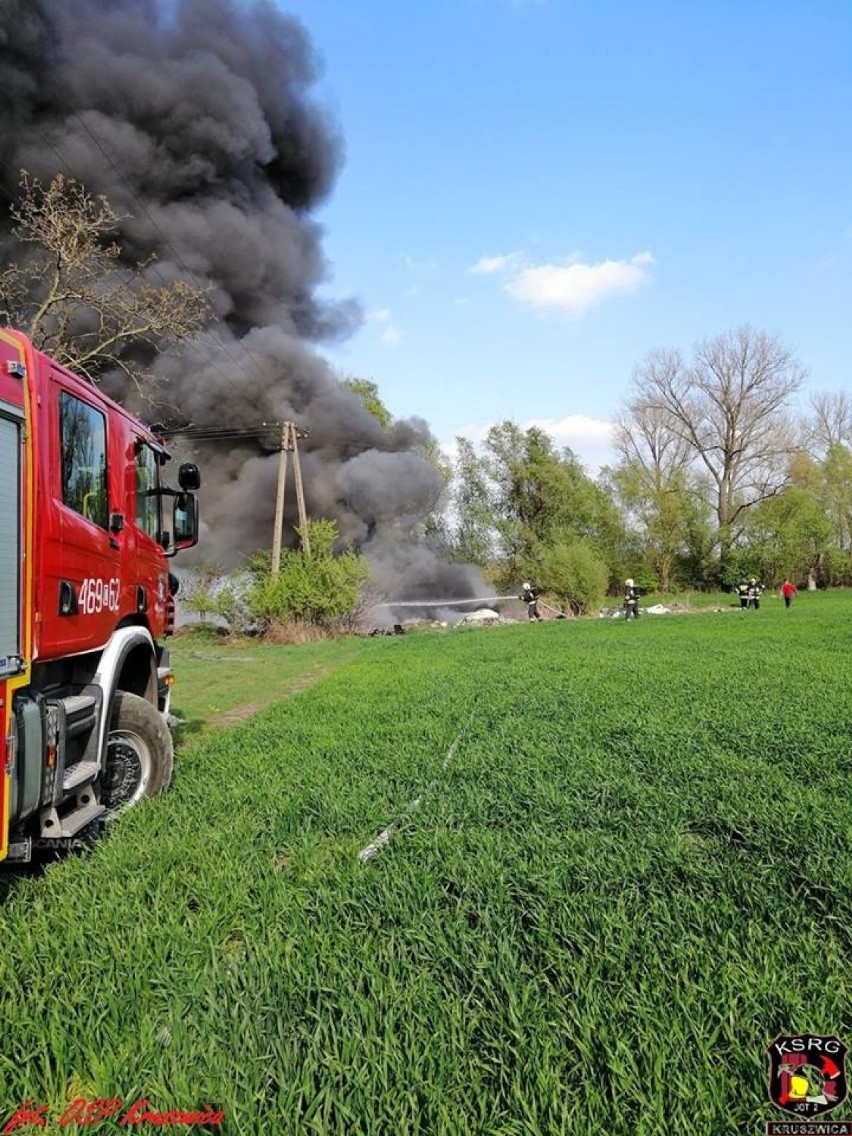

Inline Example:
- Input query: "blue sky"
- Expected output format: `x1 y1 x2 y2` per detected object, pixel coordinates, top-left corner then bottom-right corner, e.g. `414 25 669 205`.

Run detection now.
285 0 852 470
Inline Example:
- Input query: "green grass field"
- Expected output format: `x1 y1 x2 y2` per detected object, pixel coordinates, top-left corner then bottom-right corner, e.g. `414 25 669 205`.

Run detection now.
1 593 851 1134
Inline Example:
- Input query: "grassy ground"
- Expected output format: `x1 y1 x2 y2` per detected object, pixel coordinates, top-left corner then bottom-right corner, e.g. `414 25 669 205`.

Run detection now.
165 625 373 742
0 592 850 1134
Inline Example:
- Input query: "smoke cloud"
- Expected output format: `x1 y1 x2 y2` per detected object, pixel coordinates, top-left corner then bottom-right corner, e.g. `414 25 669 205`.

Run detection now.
0 0 485 602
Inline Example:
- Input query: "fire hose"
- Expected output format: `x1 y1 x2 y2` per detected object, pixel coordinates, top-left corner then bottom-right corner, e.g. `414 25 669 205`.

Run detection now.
374 595 568 617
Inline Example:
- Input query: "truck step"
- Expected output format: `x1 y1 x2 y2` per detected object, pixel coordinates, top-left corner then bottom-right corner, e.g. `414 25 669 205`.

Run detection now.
61 694 98 739
62 694 97 716
56 800 105 838
41 799 106 839
62 761 101 791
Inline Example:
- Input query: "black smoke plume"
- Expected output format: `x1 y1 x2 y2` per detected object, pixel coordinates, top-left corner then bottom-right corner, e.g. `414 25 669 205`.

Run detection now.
0 0 484 602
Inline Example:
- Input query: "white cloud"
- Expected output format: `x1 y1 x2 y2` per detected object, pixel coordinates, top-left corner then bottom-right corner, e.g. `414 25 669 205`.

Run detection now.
469 251 521 274
366 307 402 346
505 251 653 314
442 414 614 474
523 414 614 470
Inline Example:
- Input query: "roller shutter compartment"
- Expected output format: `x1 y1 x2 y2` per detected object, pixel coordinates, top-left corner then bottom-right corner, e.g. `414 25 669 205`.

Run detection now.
0 413 21 674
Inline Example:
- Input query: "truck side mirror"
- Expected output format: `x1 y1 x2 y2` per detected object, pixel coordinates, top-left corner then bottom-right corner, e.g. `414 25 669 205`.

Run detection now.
173 492 198 548
178 463 201 491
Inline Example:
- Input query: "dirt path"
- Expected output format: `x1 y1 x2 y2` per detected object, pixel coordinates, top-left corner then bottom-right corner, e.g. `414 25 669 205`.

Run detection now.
210 669 328 728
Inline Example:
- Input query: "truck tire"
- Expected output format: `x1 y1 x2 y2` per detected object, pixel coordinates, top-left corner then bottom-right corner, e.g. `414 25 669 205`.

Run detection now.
102 691 174 811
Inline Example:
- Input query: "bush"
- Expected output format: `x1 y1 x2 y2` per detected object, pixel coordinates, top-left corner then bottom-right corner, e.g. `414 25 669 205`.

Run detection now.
245 520 369 628
539 539 609 614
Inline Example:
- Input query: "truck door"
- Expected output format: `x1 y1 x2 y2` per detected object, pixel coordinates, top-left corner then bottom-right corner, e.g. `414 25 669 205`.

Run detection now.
42 377 120 658
133 439 169 637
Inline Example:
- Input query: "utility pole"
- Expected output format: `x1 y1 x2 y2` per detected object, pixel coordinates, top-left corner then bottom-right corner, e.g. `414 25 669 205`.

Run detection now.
290 424 311 558
154 417 310 575
271 423 289 576
271 422 310 575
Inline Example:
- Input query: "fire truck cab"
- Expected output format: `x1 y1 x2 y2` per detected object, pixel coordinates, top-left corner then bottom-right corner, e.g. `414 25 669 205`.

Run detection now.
0 328 200 863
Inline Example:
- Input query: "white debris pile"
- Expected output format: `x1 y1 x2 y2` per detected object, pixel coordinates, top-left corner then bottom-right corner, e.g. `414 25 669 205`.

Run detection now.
459 608 508 626
645 604 672 615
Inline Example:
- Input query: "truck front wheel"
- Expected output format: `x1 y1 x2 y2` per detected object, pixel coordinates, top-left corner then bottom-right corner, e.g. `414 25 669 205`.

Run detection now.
102 691 174 811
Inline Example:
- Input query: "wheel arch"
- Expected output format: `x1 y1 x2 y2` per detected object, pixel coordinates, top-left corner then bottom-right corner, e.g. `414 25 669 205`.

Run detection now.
93 626 159 764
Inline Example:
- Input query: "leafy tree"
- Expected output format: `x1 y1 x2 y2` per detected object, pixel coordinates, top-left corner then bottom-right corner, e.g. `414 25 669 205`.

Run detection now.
0 172 208 391
339 376 394 430
820 443 852 556
672 480 717 589
742 488 832 586
539 539 608 613
781 444 852 587
449 435 493 565
446 420 627 591
478 421 623 587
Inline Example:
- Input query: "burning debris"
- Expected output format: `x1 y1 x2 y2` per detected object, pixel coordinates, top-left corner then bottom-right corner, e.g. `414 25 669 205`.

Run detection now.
0 0 484 599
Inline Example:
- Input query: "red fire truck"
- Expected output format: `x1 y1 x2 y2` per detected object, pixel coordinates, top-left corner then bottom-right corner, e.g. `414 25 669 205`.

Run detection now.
0 328 200 863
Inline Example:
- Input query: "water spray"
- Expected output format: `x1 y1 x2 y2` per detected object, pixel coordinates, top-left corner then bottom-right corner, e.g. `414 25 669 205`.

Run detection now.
373 596 516 608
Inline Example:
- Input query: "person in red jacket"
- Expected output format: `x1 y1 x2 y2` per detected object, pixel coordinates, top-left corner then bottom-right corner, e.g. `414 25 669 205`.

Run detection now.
780 578 797 609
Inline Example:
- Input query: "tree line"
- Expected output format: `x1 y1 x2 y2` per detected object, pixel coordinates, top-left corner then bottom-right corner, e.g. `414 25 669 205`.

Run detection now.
439 326 852 606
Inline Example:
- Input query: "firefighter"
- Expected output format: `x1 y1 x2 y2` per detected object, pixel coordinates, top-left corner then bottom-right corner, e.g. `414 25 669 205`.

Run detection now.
746 577 764 610
519 582 541 621
736 579 750 610
623 578 641 620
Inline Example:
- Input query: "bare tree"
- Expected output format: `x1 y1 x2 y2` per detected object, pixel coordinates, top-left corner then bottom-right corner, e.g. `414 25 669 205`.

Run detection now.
631 326 806 561
0 172 209 392
807 390 852 456
611 372 699 589
614 354 692 490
